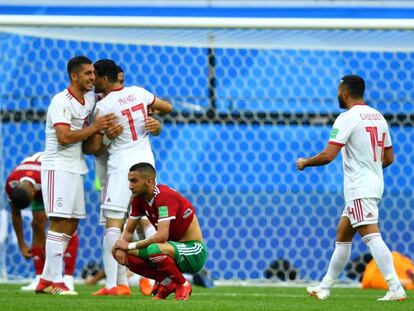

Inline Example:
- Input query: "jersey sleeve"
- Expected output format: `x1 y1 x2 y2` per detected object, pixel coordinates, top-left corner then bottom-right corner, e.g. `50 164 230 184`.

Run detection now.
93 100 110 135
49 97 72 126
328 113 354 146
95 99 110 118
157 196 179 223
129 198 144 220
19 176 37 186
139 87 155 107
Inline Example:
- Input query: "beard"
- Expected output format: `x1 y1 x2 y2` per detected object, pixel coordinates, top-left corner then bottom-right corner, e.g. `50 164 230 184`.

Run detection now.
338 96 347 109
94 85 103 94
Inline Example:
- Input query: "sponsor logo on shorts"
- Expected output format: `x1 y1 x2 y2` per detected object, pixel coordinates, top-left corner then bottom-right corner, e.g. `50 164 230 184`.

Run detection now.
57 198 63 208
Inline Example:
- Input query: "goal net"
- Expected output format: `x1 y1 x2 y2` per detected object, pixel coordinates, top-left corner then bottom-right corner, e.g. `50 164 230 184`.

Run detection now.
1 21 413 282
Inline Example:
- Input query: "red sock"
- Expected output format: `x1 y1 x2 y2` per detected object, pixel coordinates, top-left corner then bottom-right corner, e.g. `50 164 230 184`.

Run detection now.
150 254 186 285
127 255 167 282
64 233 79 275
31 246 45 275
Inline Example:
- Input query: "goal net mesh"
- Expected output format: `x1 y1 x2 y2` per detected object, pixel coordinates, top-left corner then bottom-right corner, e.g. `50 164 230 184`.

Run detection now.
1 26 413 282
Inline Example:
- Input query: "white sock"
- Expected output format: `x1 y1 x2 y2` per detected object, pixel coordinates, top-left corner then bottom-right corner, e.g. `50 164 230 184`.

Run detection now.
363 233 401 292
63 275 74 291
320 242 352 289
42 231 64 284
117 264 129 286
62 233 71 253
144 224 156 238
103 227 121 289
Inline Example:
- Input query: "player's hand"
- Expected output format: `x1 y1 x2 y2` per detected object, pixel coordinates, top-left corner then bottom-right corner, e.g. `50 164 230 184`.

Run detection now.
93 111 117 132
145 116 161 135
148 106 160 116
107 123 123 140
114 239 129 251
296 158 307 171
114 249 129 266
19 243 32 259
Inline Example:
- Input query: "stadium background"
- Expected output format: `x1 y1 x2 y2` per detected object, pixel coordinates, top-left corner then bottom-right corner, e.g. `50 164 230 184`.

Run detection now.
1 1 414 282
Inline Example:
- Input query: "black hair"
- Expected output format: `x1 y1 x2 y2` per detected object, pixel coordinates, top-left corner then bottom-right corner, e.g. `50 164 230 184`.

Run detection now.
340 75 365 98
129 163 156 178
10 186 32 209
94 59 118 83
116 65 124 74
67 55 93 77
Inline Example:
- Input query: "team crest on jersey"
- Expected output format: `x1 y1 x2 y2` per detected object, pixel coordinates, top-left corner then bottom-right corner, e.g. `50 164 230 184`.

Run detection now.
62 108 71 120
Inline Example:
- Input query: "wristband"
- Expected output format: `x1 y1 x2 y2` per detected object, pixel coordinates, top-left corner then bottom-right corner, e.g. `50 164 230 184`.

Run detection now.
127 242 136 250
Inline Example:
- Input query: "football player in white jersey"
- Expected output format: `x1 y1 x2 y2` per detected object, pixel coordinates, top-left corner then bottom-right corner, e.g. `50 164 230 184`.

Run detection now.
296 75 405 301
36 56 116 295
84 59 172 296
90 64 157 296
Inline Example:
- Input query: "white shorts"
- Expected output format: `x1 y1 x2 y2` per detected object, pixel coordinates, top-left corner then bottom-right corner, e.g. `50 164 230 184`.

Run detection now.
95 152 108 190
99 208 127 225
342 198 379 228
100 168 133 213
41 170 85 219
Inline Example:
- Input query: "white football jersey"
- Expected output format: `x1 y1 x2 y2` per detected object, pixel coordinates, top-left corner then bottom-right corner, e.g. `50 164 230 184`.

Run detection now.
96 86 155 173
329 104 392 201
42 89 97 174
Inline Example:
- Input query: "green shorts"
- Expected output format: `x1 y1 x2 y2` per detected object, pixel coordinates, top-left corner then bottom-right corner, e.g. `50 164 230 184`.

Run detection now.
168 240 207 274
31 200 44 212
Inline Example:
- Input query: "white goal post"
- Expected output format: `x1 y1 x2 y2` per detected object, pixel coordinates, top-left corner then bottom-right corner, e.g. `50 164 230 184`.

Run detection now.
1 14 414 29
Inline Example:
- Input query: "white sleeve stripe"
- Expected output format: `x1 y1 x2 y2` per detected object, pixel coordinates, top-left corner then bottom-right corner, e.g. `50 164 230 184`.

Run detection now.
158 216 176 222
20 177 37 186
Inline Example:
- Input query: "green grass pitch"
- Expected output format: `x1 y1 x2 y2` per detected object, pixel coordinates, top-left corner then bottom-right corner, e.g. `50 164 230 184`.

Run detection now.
0 284 411 311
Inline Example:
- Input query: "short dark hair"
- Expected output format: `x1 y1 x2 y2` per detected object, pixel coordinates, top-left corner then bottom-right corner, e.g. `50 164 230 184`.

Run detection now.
67 55 93 76
10 186 32 209
94 59 118 83
129 163 156 178
340 75 365 98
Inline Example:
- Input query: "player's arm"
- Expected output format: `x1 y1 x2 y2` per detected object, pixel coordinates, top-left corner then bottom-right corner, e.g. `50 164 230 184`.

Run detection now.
55 112 116 145
150 97 173 116
296 143 342 170
116 220 170 251
10 202 31 258
382 146 394 168
82 133 105 155
83 115 123 155
145 116 162 136
120 217 140 242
